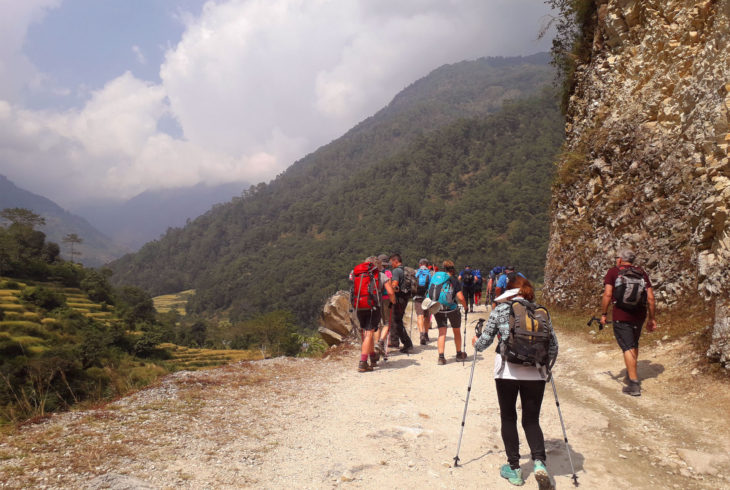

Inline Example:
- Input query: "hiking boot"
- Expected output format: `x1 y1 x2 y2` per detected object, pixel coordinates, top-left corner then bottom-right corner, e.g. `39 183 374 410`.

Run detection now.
358 360 373 372
500 464 524 486
399 345 413 354
374 341 385 355
455 351 468 361
622 380 641 396
437 356 446 365
420 333 427 345
533 460 553 490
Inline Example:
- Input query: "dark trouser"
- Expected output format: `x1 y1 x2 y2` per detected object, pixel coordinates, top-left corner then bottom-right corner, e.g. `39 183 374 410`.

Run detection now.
391 295 412 348
463 288 474 309
495 378 547 467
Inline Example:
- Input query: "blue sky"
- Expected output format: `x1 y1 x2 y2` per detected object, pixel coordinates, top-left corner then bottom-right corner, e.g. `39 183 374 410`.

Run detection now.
0 0 556 208
22 0 205 108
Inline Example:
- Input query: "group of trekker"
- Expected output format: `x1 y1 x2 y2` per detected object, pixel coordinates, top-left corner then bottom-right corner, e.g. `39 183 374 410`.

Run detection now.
349 248 657 489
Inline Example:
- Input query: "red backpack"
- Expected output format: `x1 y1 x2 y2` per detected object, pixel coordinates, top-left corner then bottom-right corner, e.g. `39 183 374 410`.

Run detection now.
351 262 381 310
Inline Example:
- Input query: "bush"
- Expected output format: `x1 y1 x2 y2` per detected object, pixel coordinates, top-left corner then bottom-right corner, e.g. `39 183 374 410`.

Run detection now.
19 286 67 311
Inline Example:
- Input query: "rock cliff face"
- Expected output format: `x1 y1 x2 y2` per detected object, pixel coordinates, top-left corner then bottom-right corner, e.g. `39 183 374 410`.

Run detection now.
544 0 730 366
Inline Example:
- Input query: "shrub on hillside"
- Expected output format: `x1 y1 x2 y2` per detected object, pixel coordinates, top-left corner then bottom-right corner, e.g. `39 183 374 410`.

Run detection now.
19 286 66 311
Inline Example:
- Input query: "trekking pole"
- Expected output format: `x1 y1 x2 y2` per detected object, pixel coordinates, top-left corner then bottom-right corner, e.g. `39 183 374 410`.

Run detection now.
408 297 414 340
549 376 579 487
587 316 613 331
462 309 468 365
453 319 484 467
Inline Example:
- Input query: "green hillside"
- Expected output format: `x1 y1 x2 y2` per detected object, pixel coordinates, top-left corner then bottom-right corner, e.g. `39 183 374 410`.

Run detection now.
110 77 563 329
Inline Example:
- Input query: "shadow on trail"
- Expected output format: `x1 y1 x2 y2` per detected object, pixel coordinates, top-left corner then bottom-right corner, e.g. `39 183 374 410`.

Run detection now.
603 360 665 384
542 439 585 478
455 449 496 467
378 357 419 369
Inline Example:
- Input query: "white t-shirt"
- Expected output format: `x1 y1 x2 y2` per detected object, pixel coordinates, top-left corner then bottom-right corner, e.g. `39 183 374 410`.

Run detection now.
492 354 545 381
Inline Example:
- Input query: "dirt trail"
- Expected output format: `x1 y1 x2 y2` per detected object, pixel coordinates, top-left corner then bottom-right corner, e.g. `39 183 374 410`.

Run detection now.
1 304 730 489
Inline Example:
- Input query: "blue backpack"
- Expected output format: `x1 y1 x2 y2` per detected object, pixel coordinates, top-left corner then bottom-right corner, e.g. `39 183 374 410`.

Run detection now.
428 272 457 310
415 268 431 288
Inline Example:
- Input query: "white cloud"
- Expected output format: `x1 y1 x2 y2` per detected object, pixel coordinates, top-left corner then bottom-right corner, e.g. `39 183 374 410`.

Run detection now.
0 0 61 100
132 45 147 65
0 0 554 207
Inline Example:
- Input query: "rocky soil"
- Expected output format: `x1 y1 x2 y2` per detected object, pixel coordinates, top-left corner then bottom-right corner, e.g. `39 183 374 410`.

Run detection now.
2 305 730 489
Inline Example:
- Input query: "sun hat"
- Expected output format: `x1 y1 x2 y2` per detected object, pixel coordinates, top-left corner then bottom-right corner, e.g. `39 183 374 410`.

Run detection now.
494 288 520 303
421 297 442 315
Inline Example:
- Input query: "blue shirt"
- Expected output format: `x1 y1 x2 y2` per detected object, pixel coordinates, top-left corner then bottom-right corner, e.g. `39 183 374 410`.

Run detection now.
496 272 525 289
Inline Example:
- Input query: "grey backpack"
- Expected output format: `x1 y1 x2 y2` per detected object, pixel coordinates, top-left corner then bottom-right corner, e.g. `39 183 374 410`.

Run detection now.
613 266 647 312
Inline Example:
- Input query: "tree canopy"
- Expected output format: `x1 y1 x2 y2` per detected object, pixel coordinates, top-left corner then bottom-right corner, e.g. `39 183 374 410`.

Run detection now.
110 87 564 329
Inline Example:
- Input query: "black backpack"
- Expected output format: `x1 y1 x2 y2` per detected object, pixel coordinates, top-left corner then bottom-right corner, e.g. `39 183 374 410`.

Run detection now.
498 299 554 378
397 266 418 297
613 266 648 312
461 270 474 286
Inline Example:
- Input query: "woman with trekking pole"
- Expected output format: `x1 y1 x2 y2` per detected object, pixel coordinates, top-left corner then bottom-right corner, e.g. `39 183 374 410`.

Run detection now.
471 276 558 489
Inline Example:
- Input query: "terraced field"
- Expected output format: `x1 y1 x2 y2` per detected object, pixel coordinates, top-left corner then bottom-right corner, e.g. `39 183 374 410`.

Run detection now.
1 279 117 360
153 289 195 315
160 343 262 370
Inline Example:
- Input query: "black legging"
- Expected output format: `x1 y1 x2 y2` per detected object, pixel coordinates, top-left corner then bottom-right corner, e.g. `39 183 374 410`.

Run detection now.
495 378 547 467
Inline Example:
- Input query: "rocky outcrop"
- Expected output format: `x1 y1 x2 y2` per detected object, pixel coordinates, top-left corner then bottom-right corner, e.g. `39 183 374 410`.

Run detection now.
544 0 730 368
318 291 358 346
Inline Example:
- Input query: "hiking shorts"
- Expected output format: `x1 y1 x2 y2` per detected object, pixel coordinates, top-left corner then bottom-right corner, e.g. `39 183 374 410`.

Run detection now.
434 308 461 330
613 321 642 351
413 297 430 317
357 308 380 332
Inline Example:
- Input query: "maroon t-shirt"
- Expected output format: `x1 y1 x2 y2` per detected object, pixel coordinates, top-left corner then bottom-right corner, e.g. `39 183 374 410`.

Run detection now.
604 266 652 325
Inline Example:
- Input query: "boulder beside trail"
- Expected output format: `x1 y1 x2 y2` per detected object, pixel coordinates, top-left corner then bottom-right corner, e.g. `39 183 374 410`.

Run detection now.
319 291 358 346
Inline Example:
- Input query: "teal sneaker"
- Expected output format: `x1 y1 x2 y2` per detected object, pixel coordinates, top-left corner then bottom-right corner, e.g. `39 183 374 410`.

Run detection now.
500 464 524 486
533 460 553 490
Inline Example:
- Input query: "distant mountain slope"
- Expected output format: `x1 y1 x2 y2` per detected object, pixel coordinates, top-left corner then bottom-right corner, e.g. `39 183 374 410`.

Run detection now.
0 175 128 266
109 55 562 327
73 182 247 251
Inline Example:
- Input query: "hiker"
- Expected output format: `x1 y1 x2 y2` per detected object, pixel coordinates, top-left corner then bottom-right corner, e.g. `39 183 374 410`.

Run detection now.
426 259 468 364
472 276 558 488
389 253 414 353
352 257 394 372
375 254 394 354
601 248 657 396
414 258 433 345
492 266 525 308
486 266 503 305
472 268 482 305
459 265 476 313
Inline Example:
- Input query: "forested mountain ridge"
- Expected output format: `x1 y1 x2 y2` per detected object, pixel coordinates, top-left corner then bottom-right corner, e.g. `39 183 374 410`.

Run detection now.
73 182 248 251
0 175 128 266
109 55 563 329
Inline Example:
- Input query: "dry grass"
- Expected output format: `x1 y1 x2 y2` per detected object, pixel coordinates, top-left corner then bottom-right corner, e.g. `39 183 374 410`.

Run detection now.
153 289 196 315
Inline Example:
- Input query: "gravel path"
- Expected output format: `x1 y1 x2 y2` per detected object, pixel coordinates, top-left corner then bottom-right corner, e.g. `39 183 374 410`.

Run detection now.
2 304 730 489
